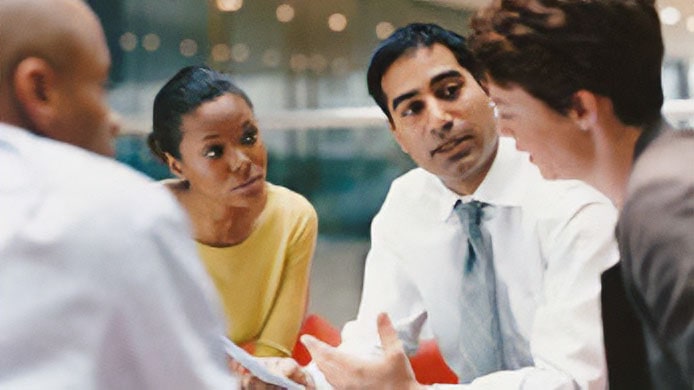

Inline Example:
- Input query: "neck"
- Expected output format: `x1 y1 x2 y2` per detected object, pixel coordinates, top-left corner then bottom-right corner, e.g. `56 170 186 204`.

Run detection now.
590 121 641 210
169 180 267 247
0 90 33 132
443 140 498 196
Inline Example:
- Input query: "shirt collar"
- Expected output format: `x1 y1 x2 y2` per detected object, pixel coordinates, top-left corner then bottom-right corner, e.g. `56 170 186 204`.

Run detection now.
434 137 528 221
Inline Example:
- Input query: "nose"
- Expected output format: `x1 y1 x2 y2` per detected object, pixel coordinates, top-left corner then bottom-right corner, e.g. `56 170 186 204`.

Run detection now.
427 99 454 139
429 99 452 123
228 148 251 174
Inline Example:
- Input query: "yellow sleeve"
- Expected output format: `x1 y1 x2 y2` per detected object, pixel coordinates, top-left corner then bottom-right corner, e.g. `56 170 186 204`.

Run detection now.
254 202 318 357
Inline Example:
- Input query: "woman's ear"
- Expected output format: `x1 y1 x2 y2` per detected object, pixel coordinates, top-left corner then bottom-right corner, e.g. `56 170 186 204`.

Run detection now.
164 152 185 180
570 90 599 131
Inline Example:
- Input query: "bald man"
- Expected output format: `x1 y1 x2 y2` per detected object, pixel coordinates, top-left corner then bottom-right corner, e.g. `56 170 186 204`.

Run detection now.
0 0 237 388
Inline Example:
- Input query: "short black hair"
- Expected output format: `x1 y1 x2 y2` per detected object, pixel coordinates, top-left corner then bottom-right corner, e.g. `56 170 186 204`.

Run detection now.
367 23 483 124
148 65 253 162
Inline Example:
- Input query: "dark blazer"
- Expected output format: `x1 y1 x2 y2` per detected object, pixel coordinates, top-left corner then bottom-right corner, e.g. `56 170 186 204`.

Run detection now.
614 121 694 389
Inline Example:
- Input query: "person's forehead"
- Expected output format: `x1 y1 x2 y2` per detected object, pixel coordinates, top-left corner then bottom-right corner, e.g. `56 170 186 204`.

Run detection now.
194 93 251 116
182 94 253 132
382 45 468 95
392 44 461 74
488 82 529 106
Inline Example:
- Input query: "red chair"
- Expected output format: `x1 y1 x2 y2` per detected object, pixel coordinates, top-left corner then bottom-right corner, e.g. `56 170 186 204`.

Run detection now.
291 315 458 384
292 314 341 366
409 339 458 384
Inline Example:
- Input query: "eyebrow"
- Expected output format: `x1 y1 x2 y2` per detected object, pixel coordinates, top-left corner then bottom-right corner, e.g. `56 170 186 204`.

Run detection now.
390 70 464 112
492 97 508 106
201 133 220 141
430 70 462 86
198 119 256 141
392 90 418 112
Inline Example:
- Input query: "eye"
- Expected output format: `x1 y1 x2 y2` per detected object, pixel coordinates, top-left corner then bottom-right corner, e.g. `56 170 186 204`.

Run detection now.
436 81 462 101
203 145 224 159
498 112 515 121
240 125 259 145
401 101 424 117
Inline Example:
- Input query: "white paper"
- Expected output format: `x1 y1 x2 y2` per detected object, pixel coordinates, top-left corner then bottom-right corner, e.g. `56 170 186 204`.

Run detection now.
395 311 429 355
223 337 305 390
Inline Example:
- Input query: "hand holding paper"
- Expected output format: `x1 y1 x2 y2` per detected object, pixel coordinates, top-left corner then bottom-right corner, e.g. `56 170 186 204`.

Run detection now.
223 337 307 390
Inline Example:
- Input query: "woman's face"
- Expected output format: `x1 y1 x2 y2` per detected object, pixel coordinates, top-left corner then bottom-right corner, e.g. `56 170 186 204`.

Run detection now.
172 93 267 208
488 82 591 181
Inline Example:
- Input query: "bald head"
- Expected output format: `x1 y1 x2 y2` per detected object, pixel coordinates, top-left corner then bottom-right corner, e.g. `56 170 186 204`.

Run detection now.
0 0 105 87
0 0 119 156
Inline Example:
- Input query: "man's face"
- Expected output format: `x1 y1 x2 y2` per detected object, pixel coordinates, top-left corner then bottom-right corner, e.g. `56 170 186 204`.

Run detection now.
382 44 498 194
488 82 591 180
52 20 119 156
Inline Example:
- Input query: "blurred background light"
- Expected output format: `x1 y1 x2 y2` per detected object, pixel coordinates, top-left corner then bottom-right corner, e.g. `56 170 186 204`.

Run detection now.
375 21 395 40
276 4 295 23
179 39 198 57
119 32 138 52
216 0 243 12
328 13 348 32
660 6 682 25
141 33 160 52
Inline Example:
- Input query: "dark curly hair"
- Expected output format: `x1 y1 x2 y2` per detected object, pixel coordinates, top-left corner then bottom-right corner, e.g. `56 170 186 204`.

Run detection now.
469 0 663 127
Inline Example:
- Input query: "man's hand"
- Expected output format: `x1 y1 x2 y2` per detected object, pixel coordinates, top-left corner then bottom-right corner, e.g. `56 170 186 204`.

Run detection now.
301 312 424 390
236 357 315 390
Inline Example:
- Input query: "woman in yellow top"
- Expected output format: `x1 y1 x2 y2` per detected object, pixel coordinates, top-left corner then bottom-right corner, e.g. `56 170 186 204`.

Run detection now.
147 65 318 357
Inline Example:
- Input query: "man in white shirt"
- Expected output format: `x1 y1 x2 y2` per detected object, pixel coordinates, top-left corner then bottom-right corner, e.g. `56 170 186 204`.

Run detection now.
0 0 236 388
295 23 619 389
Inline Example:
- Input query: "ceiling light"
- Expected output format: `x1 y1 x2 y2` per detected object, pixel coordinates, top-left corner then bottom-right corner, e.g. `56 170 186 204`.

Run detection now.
216 0 243 12
328 13 348 32
276 4 295 23
659 6 681 26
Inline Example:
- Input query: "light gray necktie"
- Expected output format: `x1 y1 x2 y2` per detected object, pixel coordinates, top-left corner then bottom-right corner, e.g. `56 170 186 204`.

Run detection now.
454 200 504 383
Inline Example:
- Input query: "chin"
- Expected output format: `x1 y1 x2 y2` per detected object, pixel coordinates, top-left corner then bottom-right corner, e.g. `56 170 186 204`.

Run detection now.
230 183 267 206
538 168 561 181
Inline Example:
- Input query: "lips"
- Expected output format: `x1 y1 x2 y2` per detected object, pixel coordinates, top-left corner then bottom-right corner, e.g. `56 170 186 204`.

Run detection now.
512 142 532 161
430 135 472 157
231 175 262 191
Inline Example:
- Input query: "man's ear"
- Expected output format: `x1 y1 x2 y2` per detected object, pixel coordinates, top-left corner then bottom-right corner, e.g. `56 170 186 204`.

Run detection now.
164 152 186 180
570 90 599 132
13 57 58 134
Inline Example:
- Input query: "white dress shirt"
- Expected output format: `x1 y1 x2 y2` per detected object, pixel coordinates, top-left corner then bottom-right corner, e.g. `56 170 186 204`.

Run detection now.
0 124 236 389
337 137 619 389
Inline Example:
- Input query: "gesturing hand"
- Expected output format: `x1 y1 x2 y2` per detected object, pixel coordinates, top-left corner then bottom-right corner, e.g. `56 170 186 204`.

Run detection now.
301 312 424 390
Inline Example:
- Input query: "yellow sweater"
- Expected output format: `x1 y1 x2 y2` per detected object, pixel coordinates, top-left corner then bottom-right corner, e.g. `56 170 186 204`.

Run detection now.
197 183 318 357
